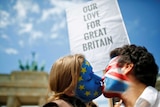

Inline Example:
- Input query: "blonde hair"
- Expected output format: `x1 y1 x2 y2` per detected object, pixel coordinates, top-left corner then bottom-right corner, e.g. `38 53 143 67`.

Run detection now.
47 54 84 102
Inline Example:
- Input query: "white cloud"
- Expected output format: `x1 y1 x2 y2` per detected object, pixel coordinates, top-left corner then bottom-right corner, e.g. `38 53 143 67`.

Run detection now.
31 31 43 40
0 34 10 41
49 0 71 9
5 48 18 55
17 21 44 46
13 0 40 20
40 7 63 22
51 24 57 33
13 0 26 19
39 0 75 22
28 31 43 45
50 33 58 39
0 10 10 28
31 2 40 13
16 21 44 46
59 19 66 29
49 0 78 9
19 23 33 34
49 19 66 40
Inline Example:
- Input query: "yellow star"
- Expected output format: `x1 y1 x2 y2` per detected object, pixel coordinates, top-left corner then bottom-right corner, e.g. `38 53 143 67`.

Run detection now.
94 91 98 96
81 67 86 74
78 76 83 81
85 91 91 96
86 61 90 66
79 85 85 90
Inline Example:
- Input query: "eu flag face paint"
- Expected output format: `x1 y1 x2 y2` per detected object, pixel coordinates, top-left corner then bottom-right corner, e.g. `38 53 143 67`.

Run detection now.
75 59 102 102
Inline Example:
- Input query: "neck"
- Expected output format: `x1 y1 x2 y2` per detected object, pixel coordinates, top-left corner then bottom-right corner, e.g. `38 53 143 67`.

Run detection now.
120 82 147 107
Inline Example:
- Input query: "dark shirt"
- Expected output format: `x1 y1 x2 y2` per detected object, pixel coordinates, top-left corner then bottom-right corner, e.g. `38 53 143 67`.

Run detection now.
43 94 86 107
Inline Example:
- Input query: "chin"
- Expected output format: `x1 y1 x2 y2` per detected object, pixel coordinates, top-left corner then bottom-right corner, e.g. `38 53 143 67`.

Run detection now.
103 92 121 98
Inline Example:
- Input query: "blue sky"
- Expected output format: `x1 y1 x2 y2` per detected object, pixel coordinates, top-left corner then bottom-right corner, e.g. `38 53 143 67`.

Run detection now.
0 0 160 75
0 0 160 72
0 0 160 107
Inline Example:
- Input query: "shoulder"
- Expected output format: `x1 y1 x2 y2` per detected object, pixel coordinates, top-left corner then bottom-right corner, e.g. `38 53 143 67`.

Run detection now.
43 99 73 107
61 95 86 107
43 102 59 107
139 86 160 107
152 92 160 107
54 99 73 107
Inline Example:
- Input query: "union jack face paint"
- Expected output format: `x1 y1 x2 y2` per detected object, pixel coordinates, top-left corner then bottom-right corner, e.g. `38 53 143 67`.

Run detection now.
102 56 130 98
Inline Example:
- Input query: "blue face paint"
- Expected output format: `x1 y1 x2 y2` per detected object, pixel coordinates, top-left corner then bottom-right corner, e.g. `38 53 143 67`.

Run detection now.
75 59 102 103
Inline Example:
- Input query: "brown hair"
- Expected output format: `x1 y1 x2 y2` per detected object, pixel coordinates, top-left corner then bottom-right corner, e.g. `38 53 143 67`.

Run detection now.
47 54 85 102
110 44 159 87
86 101 98 107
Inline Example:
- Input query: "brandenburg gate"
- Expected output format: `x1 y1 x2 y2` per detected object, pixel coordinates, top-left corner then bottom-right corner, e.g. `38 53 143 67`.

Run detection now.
0 71 160 107
0 71 48 107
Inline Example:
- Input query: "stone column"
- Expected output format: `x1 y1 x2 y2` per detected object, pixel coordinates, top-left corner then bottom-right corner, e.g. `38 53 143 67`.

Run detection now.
7 96 21 107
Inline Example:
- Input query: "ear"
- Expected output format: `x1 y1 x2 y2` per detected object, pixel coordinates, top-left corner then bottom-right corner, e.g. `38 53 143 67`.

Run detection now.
123 63 134 75
66 90 75 96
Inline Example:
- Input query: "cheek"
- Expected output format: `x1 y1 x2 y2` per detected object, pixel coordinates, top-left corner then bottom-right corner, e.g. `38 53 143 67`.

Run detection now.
121 67 128 75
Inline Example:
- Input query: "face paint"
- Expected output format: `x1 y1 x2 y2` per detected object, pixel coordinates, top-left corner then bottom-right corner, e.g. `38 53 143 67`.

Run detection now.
102 56 130 98
75 59 102 103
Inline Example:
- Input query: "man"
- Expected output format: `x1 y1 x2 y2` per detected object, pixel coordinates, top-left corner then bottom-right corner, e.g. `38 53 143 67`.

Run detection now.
103 44 160 107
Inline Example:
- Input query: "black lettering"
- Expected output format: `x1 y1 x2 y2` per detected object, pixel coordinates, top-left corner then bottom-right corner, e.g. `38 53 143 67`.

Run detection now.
82 36 113 52
83 11 99 21
83 3 98 13
100 38 105 47
84 33 89 40
83 27 107 40
104 36 113 45
88 42 93 50
83 44 87 51
87 20 101 30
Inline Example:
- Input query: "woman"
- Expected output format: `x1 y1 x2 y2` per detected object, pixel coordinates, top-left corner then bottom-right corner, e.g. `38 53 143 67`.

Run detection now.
43 54 102 107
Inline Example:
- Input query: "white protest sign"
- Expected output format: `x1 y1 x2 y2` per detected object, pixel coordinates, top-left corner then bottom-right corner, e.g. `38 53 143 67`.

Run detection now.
66 0 130 72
